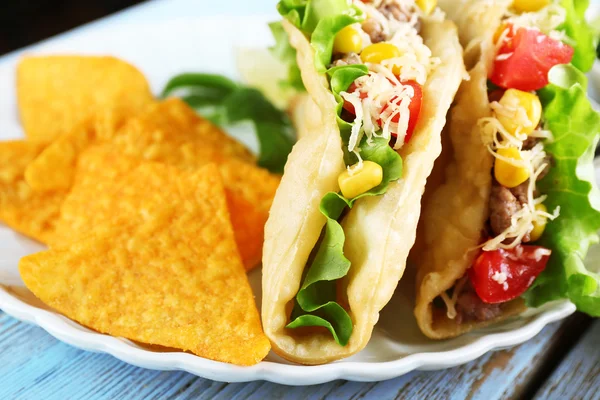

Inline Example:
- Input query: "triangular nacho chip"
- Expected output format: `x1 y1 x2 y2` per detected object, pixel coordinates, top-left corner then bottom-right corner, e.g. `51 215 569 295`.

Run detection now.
54 144 278 270
0 140 64 243
110 98 255 162
17 55 153 141
20 162 270 365
24 98 255 193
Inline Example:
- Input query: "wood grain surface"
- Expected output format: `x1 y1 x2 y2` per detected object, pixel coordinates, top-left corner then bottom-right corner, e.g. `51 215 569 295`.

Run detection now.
0 311 596 400
533 320 600 400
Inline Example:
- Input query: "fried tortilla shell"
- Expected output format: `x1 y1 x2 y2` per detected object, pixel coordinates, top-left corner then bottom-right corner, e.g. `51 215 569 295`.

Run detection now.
262 17 464 364
414 0 525 340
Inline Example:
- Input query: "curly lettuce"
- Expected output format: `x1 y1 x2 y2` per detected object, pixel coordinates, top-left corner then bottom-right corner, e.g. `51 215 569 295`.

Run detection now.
277 0 365 72
559 0 599 72
524 65 600 316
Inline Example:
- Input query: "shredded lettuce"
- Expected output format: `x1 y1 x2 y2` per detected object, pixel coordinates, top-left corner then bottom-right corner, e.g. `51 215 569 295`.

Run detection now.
558 0 599 72
161 73 295 173
523 65 600 316
277 0 365 72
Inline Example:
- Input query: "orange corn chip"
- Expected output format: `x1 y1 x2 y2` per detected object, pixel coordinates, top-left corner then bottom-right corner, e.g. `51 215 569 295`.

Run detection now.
25 98 254 194
0 140 64 243
20 163 270 365
17 55 153 141
53 146 279 270
24 122 96 192
111 98 255 162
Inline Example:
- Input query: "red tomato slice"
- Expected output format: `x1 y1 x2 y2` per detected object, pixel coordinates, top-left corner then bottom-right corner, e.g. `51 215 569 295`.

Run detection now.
342 79 423 144
468 245 551 304
378 81 422 143
490 26 574 92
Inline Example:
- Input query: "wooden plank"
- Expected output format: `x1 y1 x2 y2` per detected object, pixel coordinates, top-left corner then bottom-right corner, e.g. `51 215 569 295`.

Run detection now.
533 320 600 400
0 311 590 400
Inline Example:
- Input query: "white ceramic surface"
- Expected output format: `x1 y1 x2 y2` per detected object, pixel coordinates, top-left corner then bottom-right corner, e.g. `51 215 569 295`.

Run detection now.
0 11 597 385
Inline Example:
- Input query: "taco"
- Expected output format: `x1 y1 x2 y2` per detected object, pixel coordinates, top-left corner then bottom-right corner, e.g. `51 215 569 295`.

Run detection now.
415 0 600 339
262 0 465 364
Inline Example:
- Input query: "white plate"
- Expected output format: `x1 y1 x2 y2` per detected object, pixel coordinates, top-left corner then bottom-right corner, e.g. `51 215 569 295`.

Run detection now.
0 11 598 385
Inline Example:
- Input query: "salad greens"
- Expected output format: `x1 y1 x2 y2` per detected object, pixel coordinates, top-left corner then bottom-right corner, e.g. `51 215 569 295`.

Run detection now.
524 65 600 316
559 0 598 72
278 0 364 72
161 73 295 174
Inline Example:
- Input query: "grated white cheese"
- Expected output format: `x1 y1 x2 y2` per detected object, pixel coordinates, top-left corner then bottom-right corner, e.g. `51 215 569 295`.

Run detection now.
505 3 566 36
492 271 509 291
336 1 434 153
482 142 561 251
440 276 469 320
341 71 417 153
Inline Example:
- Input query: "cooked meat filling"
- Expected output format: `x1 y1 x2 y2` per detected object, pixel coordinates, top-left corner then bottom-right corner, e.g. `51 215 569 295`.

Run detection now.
455 288 503 324
361 18 385 43
331 52 362 67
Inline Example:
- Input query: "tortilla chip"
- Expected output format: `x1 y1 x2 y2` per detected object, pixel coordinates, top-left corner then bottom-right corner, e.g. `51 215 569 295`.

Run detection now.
53 146 278 270
17 55 153 141
20 162 270 365
24 122 96 192
0 140 64 243
111 98 256 162
25 98 255 193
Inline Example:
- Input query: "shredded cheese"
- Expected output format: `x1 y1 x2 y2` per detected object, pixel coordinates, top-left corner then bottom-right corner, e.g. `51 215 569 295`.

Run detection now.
505 3 566 36
341 71 417 153
482 141 560 251
440 277 469 320
336 1 435 153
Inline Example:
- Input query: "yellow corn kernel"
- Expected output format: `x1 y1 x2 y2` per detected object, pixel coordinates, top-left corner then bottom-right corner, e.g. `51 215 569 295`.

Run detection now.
333 26 363 54
496 89 542 136
338 161 383 199
416 0 437 15
529 203 548 242
494 147 530 188
360 43 402 74
512 0 550 13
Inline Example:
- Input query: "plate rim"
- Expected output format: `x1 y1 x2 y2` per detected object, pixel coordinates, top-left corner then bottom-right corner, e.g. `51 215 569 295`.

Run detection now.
0 285 576 384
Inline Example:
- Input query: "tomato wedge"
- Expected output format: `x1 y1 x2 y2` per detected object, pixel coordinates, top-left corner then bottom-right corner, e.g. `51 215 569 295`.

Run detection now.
490 25 574 92
378 81 422 143
469 245 551 304
342 80 423 144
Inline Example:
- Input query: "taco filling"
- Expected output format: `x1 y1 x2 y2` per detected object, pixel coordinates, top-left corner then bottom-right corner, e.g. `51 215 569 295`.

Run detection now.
436 1 595 323
276 0 440 345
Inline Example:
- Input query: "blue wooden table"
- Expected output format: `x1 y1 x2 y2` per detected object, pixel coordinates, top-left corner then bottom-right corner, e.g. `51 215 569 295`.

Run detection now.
1 1 600 399
1 311 598 399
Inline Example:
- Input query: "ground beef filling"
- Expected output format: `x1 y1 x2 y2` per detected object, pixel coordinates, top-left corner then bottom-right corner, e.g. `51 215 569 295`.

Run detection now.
455 283 503 324
331 52 362 67
488 137 551 241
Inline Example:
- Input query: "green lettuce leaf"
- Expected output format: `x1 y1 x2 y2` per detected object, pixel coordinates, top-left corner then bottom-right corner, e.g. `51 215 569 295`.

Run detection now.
269 21 305 92
277 0 365 72
287 136 403 345
161 73 295 173
559 0 599 72
523 65 600 316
